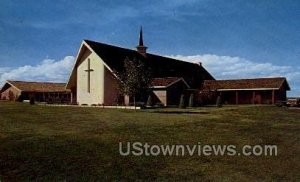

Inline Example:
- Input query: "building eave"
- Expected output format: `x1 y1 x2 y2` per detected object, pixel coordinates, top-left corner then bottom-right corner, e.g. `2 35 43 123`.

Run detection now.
66 41 86 89
151 86 166 89
166 78 190 88
83 41 121 80
150 77 190 89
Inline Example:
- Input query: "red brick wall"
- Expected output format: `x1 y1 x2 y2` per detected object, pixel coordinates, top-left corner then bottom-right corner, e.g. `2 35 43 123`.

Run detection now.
104 67 119 105
221 89 287 105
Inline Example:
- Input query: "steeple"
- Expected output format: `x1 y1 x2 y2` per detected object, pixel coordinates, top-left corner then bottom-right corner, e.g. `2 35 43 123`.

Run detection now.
136 26 147 56
139 27 144 46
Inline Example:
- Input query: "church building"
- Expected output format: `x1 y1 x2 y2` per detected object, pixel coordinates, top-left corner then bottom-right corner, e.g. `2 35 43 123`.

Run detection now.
66 28 214 106
66 28 291 106
0 28 291 106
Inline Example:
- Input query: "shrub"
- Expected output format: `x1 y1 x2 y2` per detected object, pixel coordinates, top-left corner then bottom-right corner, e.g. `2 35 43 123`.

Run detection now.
216 95 222 107
146 95 153 107
155 103 165 108
188 93 194 107
30 97 35 105
16 94 24 102
8 91 14 101
275 101 283 107
197 95 204 106
179 94 186 109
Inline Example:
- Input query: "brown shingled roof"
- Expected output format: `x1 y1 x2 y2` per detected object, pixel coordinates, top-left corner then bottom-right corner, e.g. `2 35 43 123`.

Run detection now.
3 80 70 92
203 77 290 91
151 77 189 87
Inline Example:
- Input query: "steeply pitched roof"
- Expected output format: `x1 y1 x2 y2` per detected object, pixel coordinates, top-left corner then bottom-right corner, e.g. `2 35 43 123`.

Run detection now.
203 77 291 91
1 80 70 92
67 40 214 88
151 77 189 88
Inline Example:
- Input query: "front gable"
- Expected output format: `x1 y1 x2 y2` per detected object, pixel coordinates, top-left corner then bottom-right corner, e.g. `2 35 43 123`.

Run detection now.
0 82 21 100
66 41 120 105
66 41 119 90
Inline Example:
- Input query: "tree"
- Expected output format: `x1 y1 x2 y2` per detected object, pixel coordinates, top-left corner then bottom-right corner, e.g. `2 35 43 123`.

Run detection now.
179 94 186 109
118 57 152 108
188 93 194 107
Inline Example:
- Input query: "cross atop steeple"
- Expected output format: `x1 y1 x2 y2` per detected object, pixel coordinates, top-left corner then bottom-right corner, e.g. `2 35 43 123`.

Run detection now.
136 26 147 56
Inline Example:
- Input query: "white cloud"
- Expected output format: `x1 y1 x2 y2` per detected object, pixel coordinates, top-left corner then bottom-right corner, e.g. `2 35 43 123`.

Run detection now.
0 67 11 75
168 54 300 96
0 56 74 86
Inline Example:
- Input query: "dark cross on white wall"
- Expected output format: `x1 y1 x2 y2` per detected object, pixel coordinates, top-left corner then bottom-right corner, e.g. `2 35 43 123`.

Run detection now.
84 58 94 93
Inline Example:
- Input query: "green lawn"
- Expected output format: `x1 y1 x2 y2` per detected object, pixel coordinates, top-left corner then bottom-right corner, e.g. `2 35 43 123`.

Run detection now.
0 101 299 181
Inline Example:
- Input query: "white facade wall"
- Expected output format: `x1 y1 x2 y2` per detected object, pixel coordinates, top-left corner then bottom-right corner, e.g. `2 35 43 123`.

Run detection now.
77 50 105 105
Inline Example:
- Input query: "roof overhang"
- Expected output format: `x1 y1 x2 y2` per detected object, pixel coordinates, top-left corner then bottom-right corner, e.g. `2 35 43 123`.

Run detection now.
152 86 166 89
151 77 190 89
65 41 86 89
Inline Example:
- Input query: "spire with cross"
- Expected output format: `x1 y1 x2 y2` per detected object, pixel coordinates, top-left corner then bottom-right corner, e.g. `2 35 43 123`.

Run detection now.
85 58 94 93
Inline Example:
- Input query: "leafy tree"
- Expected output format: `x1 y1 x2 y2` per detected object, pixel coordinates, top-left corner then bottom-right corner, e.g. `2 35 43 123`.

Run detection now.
118 57 152 107
179 94 186 109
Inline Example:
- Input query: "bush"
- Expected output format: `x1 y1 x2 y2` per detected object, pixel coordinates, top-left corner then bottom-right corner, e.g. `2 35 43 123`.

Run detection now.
179 94 186 109
216 95 222 107
16 94 24 102
275 101 283 107
8 91 14 101
154 103 165 108
188 93 194 107
146 95 153 107
134 102 145 107
30 97 35 105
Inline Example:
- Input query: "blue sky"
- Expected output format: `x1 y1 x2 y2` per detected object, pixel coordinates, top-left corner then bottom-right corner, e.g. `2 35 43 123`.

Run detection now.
0 0 300 96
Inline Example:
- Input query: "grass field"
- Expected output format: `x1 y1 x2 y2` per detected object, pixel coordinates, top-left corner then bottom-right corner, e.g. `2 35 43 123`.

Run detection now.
0 101 299 181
